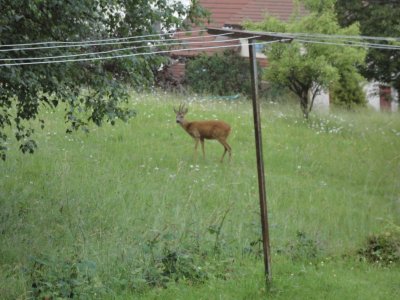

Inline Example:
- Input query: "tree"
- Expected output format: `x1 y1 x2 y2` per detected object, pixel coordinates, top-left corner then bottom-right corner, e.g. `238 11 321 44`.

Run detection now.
244 0 366 118
335 0 400 100
331 68 366 108
0 0 208 160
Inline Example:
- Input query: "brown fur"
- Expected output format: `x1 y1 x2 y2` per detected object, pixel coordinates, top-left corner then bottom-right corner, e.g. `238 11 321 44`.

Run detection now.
174 105 232 162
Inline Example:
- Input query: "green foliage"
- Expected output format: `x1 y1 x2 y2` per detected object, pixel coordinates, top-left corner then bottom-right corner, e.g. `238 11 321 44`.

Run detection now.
358 224 400 266
285 231 322 263
244 1 366 118
336 0 400 96
302 0 336 14
331 69 366 108
127 237 209 291
185 50 257 96
27 255 101 299
0 0 208 159
108 229 233 293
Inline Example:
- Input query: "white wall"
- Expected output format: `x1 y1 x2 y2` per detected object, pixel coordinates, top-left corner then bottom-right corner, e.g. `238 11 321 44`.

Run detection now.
363 82 399 112
239 39 267 58
313 90 330 112
391 88 399 112
364 82 381 111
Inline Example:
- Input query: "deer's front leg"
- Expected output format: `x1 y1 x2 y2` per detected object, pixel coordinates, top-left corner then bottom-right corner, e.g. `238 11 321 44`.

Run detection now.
194 138 200 161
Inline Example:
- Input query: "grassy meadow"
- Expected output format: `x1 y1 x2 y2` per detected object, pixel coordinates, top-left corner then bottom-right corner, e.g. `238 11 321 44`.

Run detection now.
1 92 399 299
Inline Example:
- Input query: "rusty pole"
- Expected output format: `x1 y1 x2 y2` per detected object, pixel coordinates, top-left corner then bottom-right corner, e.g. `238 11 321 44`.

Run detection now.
248 39 272 285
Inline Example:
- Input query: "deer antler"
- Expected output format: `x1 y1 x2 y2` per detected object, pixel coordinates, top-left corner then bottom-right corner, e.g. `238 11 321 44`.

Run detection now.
174 104 188 114
181 104 188 114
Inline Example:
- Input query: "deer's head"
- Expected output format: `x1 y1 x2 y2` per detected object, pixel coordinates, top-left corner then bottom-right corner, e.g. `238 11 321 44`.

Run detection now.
174 104 188 124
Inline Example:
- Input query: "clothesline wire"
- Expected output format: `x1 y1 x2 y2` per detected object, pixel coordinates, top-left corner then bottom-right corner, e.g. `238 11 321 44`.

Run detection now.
0 31 230 53
2 28 399 52
0 29 207 48
0 38 285 67
0 33 236 62
2 30 400 67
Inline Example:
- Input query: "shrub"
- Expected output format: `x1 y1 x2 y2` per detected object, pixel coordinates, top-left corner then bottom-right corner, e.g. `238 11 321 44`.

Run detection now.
331 70 367 109
358 230 400 265
274 231 322 263
27 255 102 299
287 231 322 262
185 50 260 97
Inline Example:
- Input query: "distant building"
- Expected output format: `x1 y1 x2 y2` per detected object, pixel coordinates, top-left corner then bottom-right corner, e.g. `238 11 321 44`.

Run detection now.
365 82 399 112
166 0 305 83
166 1 398 112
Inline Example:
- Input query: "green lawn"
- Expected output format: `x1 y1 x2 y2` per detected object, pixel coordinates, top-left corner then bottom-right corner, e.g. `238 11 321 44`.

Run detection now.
1 92 399 299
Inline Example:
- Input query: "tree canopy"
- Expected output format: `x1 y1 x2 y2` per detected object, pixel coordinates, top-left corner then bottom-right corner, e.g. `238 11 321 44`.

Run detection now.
335 0 400 97
0 0 208 160
244 0 366 117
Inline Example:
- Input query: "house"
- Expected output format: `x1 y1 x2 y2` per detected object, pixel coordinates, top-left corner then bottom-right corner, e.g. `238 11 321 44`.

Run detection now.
165 0 305 83
165 1 398 112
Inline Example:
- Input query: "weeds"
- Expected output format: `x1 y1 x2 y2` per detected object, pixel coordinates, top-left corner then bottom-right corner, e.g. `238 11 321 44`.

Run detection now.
207 207 231 254
358 224 400 266
275 231 322 264
125 227 234 293
27 255 101 299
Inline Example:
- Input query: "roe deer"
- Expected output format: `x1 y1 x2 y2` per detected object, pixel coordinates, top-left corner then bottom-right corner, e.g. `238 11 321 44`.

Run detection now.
174 104 232 162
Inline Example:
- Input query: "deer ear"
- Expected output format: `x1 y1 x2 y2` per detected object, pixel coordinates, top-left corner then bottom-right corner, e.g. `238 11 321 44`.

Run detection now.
173 107 178 114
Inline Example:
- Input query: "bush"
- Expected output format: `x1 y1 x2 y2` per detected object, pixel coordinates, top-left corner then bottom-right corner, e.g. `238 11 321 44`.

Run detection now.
270 231 322 263
331 70 367 109
27 255 102 299
286 231 322 263
185 50 260 97
358 230 400 265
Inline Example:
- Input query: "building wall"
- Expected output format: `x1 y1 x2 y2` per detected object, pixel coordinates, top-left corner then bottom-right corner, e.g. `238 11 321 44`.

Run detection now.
364 82 380 111
313 90 330 112
364 82 399 112
239 39 267 58
392 88 399 112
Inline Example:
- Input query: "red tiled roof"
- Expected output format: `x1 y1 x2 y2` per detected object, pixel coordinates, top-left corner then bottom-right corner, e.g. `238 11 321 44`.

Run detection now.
202 0 305 27
201 0 250 27
172 0 305 57
167 0 305 80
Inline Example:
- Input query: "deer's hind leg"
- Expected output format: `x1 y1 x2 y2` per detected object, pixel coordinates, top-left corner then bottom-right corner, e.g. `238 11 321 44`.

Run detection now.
218 139 232 162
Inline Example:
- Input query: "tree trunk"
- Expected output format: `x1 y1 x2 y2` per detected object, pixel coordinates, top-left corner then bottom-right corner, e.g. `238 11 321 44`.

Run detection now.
300 90 309 119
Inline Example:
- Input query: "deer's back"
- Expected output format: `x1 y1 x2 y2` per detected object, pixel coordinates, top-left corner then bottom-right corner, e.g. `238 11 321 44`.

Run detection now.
187 120 231 139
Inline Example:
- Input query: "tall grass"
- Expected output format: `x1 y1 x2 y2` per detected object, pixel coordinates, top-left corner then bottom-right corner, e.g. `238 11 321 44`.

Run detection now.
1 92 399 299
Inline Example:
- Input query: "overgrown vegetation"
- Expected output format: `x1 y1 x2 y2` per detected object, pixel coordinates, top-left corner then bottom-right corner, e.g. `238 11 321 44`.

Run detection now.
27 255 100 299
335 0 400 99
358 223 400 266
1 92 399 299
185 50 258 97
0 0 209 159
331 69 367 108
244 0 367 118
280 231 322 264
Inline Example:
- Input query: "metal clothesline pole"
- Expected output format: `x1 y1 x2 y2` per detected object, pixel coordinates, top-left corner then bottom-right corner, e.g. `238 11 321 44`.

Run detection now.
206 27 292 286
248 38 272 285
